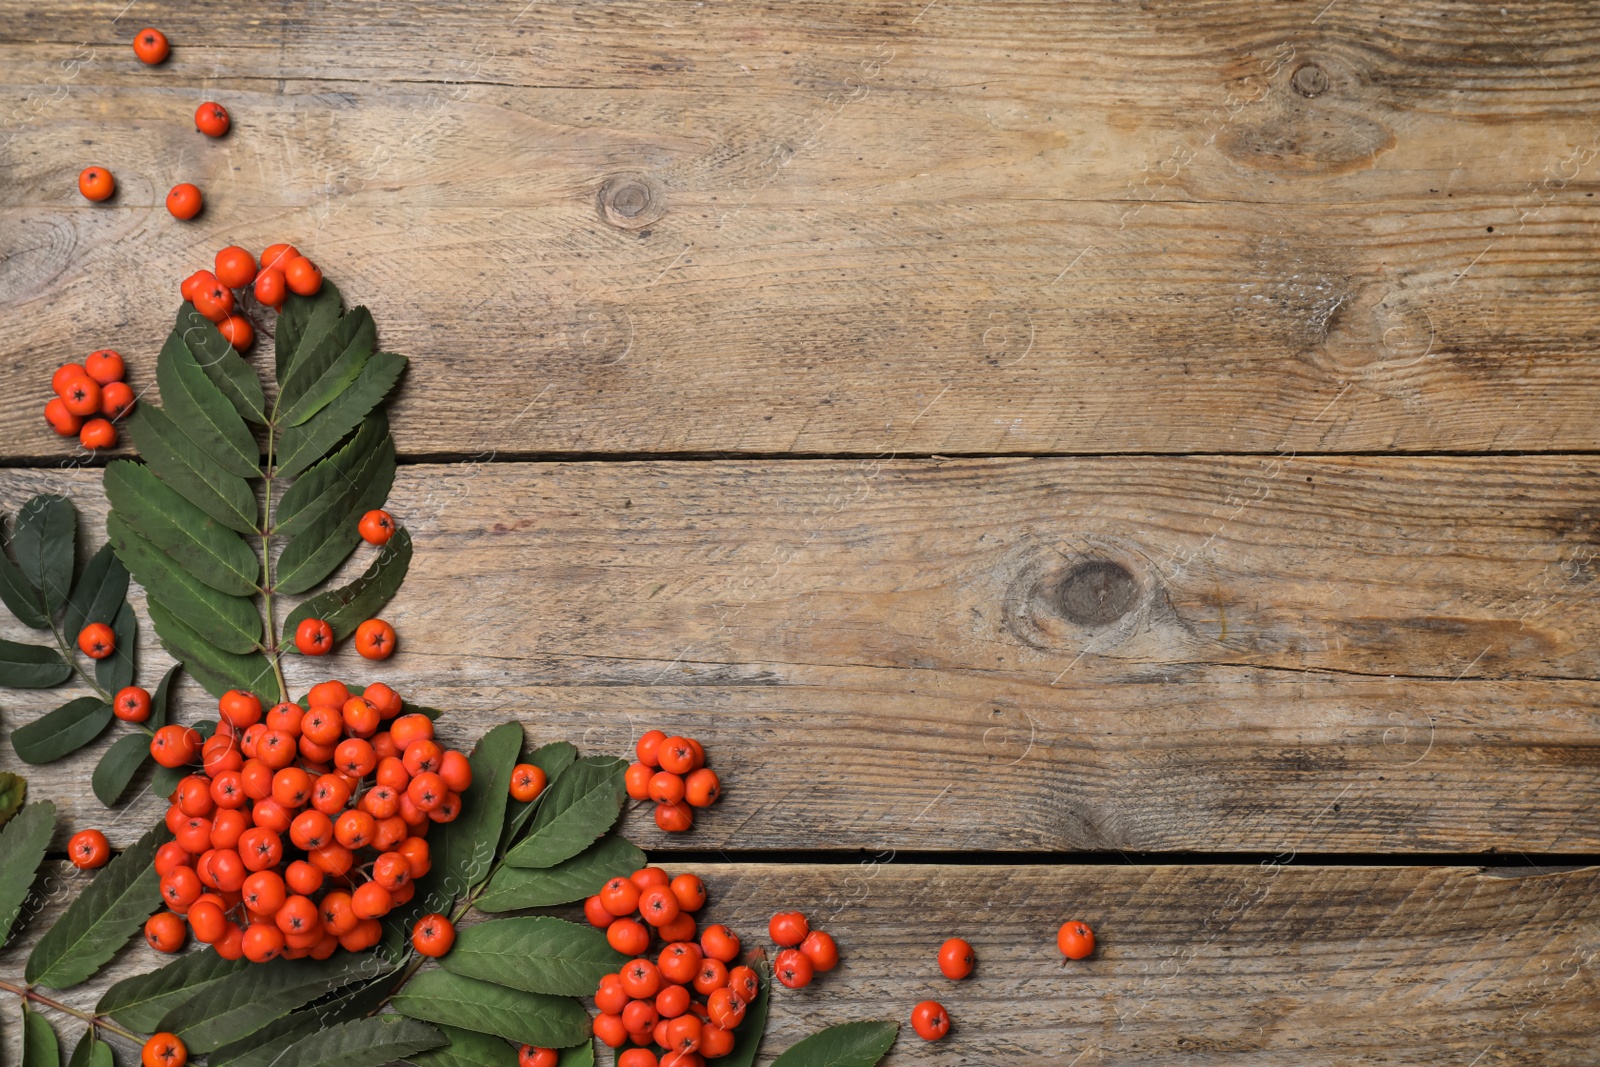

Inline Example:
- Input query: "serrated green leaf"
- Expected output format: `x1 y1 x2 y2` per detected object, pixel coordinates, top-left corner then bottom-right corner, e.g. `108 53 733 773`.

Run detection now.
276 281 344 384
105 461 259 597
411 1025 520 1067
157 952 383 1052
21 1005 60 1067
174 303 268 423
149 663 178 729
144 597 280 703
279 306 376 426
272 1014 444 1067
391 970 591 1049
0 801 55 949
108 514 261 655
771 1021 898 1067
0 639 71 688
206 975 393 1067
67 1030 113 1067
63 543 129 641
94 599 137 694
478 835 645 913
560 1042 594 1067
503 741 581 848
126 406 258 534
11 697 112 765
275 420 395 595
443 917 630 996
277 351 407 478
157 327 262 478
722 968 769 1067
13 495 76 616
98 947 249 1031
0 514 50 628
283 527 410 641
505 757 627 869
25 822 166 989
91 732 151 807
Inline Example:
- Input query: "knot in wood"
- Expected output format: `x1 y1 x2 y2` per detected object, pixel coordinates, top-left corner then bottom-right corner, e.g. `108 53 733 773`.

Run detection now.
1052 560 1139 626
1291 63 1330 98
597 174 665 230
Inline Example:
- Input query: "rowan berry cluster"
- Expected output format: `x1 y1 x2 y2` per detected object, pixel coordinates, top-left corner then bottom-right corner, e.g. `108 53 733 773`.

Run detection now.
182 242 324 354
584 867 753 1065
766 910 838 990
140 681 464 964
43 351 133 451
625 731 721 833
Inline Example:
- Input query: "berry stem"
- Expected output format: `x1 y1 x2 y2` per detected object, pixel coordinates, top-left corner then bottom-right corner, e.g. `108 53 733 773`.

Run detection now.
0 979 144 1043
258 415 289 703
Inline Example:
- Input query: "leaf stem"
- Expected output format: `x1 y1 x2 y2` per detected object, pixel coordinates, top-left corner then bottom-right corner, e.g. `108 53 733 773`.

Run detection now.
259 417 289 703
0 978 144 1044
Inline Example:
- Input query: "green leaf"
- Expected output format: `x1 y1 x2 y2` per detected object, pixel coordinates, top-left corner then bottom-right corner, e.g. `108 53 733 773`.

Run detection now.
276 281 344 384
0 639 71 688
505 757 627 869
94 599 137 694
279 306 376 426
0 771 26 826
157 326 262 478
722 968 770 1067
21 1006 60 1067
0 801 55 949
13 495 76 616
205 975 392 1067
108 514 261 655
127 405 258 534
411 1024 519 1067
145 598 280 702
771 1021 899 1067
157 953 382 1052
92 732 152 807
503 741 581 848
478 835 645 913
275 418 396 595
391 970 591 1050
0 514 50 628
283 527 411 641
98 948 249 1030
560 1043 594 1067
277 351 407 478
270 1014 444 1067
67 1030 113 1067
63 543 129 641
149 663 178 729
105 461 259 596
26 822 167 989
11 697 113 764
443 916 630 996
175 303 268 424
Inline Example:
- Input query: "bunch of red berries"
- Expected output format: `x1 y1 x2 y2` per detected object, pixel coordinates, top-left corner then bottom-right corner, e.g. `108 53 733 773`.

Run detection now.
43 350 134 451
625 731 722 833
181 242 324 354
766 910 839 990
142 680 465 964
584 867 754 1065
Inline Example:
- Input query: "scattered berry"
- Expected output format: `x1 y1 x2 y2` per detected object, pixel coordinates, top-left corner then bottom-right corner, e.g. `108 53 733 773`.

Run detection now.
132 28 170 65
358 509 396 545
938 936 975 979
141 1032 187 1067
910 1000 950 1041
768 910 808 948
68 828 111 869
412 913 456 957
77 621 116 659
166 183 203 220
799 929 838 972
80 417 118 451
1057 920 1095 960
114 685 152 722
774 947 814 989
78 166 115 201
355 618 396 659
509 763 547 802
295 617 334 655
195 101 231 138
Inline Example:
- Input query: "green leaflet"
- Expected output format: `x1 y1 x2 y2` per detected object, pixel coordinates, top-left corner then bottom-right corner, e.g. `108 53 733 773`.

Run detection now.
0 638 71 688
206 976 392 1067
722 968 769 1067
283 527 411 641
68 1031 113 1067
442 916 629 996
391 970 591 1050
145 597 280 702
126 405 257 534
105 460 259 596
279 306 376 426
0 801 55 949
108 513 261 654
11 697 112 764
411 1025 520 1067
560 1043 594 1067
478 835 644 913
13 494 75 616
770 1021 899 1067
275 281 343 384
94 599 137 694
275 417 395 595
62 543 129 641
276 351 407 478
157 326 261 478
98 950 249 1031
505 757 628 869
157 952 385 1052
502 741 581 849
25 823 167 989
0 511 51 628
269 1015 443 1067
174 303 267 423
91 732 151 807
0 771 26 825
21 1005 59 1067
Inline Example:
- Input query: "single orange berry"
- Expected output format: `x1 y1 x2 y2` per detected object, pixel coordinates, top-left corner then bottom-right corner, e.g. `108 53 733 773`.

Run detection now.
938 936 975 979
84 349 125 384
295 617 334 655
79 418 118 451
44 398 82 437
768 910 809 948
214 244 256 287
78 166 115 201
358 509 396 545
114 685 152 722
283 255 322 296
68 828 111 869
60 375 101 417
217 313 255 350
654 800 693 833
100 381 136 419
253 267 286 308
142 1032 187 1067
1057 920 1095 960
910 1000 951 1041
192 279 234 322
354 618 396 659
412 912 456 957
800 929 839 972
132 28 170 65
166 183 203 220
78 621 116 659
260 243 299 273
195 102 230 138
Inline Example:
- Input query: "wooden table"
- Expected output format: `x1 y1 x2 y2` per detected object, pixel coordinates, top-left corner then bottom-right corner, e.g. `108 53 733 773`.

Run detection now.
3 2 1598 1062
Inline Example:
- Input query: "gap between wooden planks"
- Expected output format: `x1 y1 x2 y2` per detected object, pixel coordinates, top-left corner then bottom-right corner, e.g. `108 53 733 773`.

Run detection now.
3 456 1596 853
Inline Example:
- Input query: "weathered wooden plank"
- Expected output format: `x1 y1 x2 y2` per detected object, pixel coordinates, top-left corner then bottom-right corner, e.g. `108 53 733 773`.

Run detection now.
3 862 1597 1064
3 459 1597 852
3 1 1599 458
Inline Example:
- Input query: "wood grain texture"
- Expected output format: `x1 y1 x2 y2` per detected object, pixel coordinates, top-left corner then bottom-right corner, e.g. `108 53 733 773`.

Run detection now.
4 458 1597 853
3 1 1599 458
4 862 1598 1064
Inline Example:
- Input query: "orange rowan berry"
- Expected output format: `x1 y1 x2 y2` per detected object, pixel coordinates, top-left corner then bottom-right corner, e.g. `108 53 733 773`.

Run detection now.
648 771 685 805
1057 920 1095 960
351 880 393 919
354 618 396 659
242 922 285 963
295 617 334 655
44 398 82 436
141 1032 187 1067
285 859 323 896
274 894 320 936
389 713 434 749
283 255 322 295
606 918 650 956
638 886 681 928
769 911 809 948
657 911 696 945
706 987 744 1029
694 957 728 996
69 828 110 869
658 941 702 985
358 509 396 545
187 900 226 944
654 800 693 833
599 875 641 917
79 418 118 451
84 349 124 384
624 761 652 801
192 279 234 322
510 763 547 802
132 28 169 64
78 166 115 201
938 936 975 979
669 874 706 913
658 736 695 775
519 1048 559 1067
61 376 100 417
99 381 136 419
438 749 472 792
253 267 286 308
217 313 254 351
726 965 759 1004
195 102 231 138
684 768 720 808
151 725 201 768
145 910 187 953
585 895 615 929
166 183 202 220
910 1000 950 1041
592 1013 627 1049
774 948 814 989
636 729 667 768
800 930 838 972
114 685 152 722
699 923 741 963
412 912 456 957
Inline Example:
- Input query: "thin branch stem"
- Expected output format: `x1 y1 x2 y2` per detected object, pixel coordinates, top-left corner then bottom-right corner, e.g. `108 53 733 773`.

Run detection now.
0 979 144 1044
259 415 289 702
